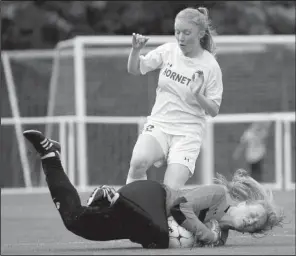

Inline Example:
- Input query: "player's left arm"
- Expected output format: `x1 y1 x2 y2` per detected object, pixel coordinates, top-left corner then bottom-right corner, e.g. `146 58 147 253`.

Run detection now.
219 229 229 246
174 203 218 244
198 224 229 247
171 186 226 244
193 64 223 117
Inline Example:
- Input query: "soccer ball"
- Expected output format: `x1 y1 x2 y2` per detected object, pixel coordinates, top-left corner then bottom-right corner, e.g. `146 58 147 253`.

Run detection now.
167 216 195 248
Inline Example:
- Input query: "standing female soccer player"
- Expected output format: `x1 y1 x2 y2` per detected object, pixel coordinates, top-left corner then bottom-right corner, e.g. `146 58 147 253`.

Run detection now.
126 7 223 189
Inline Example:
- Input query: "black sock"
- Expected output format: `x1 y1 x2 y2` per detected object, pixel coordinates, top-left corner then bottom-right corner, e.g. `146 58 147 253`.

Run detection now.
41 157 82 214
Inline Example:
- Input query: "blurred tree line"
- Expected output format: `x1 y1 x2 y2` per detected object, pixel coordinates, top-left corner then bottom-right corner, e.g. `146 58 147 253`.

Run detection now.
1 1 295 50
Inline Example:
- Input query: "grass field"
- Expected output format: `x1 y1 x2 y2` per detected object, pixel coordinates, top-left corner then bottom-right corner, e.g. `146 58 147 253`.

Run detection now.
1 190 295 255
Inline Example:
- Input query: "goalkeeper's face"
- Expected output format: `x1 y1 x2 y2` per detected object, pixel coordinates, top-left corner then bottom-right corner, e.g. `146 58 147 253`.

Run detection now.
231 201 267 233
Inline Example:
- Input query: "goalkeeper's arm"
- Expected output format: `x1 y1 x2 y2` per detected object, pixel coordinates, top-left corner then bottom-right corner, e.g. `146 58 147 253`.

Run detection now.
218 229 229 246
171 205 220 244
195 220 228 247
205 223 229 247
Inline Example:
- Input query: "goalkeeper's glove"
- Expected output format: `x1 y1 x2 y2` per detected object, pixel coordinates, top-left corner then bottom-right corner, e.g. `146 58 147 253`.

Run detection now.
210 219 221 243
194 219 222 248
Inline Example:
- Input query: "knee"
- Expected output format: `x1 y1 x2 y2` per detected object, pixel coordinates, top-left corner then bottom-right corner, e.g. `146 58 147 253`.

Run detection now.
164 181 181 190
129 154 151 171
63 215 93 240
63 215 80 233
164 165 191 189
128 155 152 180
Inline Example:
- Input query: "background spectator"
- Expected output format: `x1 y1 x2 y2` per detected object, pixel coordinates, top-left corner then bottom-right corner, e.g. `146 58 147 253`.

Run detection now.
232 121 272 182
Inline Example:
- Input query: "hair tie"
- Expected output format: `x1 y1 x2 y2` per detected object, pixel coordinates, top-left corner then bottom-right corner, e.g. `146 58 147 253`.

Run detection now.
197 7 208 17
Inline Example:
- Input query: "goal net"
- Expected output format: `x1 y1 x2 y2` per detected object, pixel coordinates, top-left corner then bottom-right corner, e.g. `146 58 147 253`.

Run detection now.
1 35 295 192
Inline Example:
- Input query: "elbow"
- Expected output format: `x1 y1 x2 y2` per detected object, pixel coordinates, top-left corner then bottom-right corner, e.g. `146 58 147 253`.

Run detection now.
208 105 220 117
127 66 141 76
210 111 218 118
208 109 219 117
127 59 141 76
131 70 141 76
127 65 133 74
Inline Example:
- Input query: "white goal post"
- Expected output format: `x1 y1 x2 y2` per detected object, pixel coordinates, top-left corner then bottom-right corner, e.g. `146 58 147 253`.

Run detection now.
1 35 295 193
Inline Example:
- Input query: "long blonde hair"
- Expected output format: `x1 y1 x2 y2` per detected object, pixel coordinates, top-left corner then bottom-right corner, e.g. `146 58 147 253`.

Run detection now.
214 169 285 235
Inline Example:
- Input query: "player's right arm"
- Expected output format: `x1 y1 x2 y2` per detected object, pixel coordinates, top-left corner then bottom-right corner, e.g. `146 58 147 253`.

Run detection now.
127 33 149 75
127 33 168 76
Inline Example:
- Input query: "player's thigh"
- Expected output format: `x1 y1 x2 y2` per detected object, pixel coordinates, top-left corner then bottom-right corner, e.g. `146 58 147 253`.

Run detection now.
165 135 201 188
131 124 168 166
164 164 191 189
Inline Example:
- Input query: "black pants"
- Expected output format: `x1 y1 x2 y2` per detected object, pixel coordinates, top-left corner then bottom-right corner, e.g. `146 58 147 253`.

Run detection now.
41 157 169 248
117 180 169 248
249 159 264 182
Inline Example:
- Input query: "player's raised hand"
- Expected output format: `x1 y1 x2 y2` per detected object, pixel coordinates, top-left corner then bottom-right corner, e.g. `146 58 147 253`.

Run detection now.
189 70 205 96
132 33 149 50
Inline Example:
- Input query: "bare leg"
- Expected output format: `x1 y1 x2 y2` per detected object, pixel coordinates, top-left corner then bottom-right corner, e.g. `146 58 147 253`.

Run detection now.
126 134 165 184
164 164 191 189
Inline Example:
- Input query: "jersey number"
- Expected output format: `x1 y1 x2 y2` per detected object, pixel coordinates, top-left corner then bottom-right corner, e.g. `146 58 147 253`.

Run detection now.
145 125 154 132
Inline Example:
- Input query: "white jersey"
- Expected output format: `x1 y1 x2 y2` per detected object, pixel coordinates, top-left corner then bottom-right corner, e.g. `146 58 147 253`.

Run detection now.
139 42 223 137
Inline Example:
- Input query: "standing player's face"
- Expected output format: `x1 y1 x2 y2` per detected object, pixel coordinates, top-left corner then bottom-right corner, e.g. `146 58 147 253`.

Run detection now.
174 18 203 56
231 201 267 233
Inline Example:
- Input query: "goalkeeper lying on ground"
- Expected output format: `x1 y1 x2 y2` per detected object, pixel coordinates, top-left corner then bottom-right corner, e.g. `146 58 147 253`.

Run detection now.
23 130 170 249
23 130 284 249
165 168 284 247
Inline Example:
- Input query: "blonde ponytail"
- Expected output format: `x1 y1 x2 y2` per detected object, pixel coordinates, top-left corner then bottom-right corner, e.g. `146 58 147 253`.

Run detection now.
197 7 216 56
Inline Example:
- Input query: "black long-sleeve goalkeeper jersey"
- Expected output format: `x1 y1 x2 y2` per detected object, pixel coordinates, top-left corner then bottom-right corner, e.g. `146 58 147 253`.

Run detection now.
116 180 169 248
164 184 230 244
